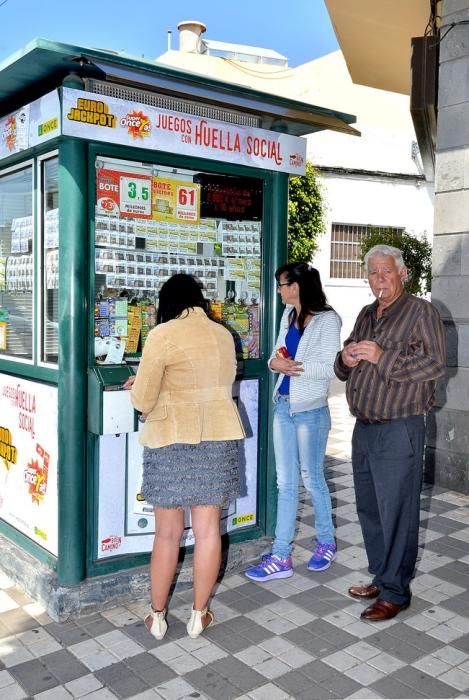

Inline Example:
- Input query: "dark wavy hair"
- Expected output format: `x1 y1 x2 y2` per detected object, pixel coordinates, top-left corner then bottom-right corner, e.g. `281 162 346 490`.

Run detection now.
157 273 208 324
275 262 332 331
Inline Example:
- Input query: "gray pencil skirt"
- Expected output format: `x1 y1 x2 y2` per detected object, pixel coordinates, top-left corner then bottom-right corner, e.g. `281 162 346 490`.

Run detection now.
141 440 241 508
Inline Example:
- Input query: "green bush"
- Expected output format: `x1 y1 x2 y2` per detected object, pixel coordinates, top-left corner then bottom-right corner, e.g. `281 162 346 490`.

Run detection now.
288 162 326 263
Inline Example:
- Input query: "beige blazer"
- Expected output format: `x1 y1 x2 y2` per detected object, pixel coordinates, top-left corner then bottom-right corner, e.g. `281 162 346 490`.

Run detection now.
130 307 245 448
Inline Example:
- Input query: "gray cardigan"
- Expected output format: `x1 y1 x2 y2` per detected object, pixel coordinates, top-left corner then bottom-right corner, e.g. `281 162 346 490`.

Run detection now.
269 306 341 414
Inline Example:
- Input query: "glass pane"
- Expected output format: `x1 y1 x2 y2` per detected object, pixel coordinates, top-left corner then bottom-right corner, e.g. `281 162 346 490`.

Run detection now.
0 166 33 359
94 157 263 364
41 157 59 363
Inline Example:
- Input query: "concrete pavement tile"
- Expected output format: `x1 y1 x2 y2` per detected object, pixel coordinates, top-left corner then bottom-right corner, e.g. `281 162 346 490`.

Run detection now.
412 652 452 676
438 667 469 692
0 638 34 667
344 689 384 699
76 616 116 637
119 621 160 650
240 624 275 646
124 651 176 686
8 657 59 695
182 666 241 700
95 662 150 698
322 649 361 672
275 669 337 700
343 661 385 686
428 622 465 643
209 656 266 692
433 645 469 665
370 675 428 699
3 588 32 607
392 665 458 697
246 682 291 699
191 643 228 664
0 608 38 634
44 621 91 646
41 649 90 683
0 670 14 689
234 645 270 666
77 689 118 699
453 636 469 654
366 651 406 673
0 682 27 699
65 673 103 697
34 686 73 698
0 591 18 613
343 641 381 661
319 666 362 697
253 657 291 680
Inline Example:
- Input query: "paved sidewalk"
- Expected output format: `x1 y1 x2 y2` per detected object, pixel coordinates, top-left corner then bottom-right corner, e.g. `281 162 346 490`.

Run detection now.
1 393 469 699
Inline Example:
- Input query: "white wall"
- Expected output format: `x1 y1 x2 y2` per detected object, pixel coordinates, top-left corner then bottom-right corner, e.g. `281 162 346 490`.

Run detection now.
311 172 434 341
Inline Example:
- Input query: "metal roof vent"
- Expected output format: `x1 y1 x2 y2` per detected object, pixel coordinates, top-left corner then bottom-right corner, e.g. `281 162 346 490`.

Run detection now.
177 20 207 54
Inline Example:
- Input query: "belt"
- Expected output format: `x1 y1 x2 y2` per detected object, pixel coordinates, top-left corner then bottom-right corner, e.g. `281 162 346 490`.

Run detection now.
357 418 390 425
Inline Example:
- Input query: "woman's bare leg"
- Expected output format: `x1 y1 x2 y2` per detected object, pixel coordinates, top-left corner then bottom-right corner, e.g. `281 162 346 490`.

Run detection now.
150 507 184 611
190 506 222 610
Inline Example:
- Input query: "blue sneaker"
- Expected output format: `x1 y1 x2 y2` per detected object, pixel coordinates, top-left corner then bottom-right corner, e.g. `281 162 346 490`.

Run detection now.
244 554 293 582
307 543 337 571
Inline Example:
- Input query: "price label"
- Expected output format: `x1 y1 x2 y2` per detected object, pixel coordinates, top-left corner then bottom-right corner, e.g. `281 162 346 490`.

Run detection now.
120 176 152 218
176 185 199 222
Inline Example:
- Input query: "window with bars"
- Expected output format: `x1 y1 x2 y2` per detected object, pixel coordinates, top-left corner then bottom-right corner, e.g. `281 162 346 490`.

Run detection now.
330 223 404 279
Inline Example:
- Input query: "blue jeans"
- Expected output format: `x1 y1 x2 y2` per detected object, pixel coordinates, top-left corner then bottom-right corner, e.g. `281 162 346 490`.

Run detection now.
272 397 334 559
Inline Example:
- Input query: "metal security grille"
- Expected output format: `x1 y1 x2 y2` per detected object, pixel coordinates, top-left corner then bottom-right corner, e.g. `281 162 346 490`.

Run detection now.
330 223 404 279
87 79 261 128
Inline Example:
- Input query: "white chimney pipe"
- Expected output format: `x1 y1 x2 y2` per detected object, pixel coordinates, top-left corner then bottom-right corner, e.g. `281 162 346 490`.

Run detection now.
177 20 207 54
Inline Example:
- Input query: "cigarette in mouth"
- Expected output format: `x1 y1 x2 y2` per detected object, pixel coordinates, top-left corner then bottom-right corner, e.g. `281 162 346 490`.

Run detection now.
379 290 383 299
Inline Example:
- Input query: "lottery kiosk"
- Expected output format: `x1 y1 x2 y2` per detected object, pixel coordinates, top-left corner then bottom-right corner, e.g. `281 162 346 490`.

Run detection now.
0 39 357 617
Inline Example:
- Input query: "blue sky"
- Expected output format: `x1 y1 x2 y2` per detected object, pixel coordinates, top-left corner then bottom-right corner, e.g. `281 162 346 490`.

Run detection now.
0 0 338 67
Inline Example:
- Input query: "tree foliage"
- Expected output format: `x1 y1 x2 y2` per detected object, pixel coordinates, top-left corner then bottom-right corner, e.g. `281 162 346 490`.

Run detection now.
288 162 326 263
360 228 432 296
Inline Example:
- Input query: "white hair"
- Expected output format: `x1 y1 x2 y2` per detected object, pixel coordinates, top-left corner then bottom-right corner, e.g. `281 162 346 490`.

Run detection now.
364 244 406 271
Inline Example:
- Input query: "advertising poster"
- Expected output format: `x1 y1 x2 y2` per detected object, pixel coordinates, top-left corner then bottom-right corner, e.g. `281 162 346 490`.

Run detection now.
0 90 61 161
96 379 259 559
152 177 200 223
96 168 201 224
0 375 58 555
63 88 307 176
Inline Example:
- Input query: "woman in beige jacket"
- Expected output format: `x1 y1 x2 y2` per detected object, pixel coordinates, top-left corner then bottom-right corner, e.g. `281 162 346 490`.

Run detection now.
129 274 245 641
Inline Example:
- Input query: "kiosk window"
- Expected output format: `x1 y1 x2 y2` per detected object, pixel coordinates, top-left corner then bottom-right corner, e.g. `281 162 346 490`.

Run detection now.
94 157 262 364
0 165 33 360
41 156 59 364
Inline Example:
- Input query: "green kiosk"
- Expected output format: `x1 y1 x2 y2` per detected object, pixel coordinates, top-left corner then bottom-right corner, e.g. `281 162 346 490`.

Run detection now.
0 39 357 619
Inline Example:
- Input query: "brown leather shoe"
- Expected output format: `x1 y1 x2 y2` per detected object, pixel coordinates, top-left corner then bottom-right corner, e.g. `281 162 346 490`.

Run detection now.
348 583 380 600
360 598 410 621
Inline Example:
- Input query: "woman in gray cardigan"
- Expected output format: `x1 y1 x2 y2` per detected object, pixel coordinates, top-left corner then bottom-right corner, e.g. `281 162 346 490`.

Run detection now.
245 262 341 581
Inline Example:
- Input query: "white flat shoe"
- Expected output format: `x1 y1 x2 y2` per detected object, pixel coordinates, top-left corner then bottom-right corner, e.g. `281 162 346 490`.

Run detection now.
145 606 167 640
186 606 214 639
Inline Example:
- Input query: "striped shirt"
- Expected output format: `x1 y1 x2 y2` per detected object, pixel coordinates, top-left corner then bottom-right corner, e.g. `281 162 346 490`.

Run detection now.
334 292 446 421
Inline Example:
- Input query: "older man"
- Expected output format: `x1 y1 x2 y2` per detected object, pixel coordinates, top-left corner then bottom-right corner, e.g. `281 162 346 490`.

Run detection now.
334 244 446 621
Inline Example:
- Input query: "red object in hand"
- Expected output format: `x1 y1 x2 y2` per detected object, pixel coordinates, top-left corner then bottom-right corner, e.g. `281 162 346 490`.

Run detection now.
276 346 290 359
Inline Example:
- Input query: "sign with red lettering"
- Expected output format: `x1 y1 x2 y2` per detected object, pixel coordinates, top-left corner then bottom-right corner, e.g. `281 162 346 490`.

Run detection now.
194 173 262 221
97 168 152 218
63 88 307 176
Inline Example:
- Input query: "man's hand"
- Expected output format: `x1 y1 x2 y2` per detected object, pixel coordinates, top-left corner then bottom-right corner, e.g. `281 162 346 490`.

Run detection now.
348 340 383 365
270 357 304 376
341 342 361 368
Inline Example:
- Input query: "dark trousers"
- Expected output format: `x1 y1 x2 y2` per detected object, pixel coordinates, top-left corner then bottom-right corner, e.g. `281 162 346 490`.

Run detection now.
352 415 425 605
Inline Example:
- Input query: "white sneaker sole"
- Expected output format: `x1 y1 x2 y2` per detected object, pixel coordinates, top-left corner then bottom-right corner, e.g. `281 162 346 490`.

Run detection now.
244 569 293 582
